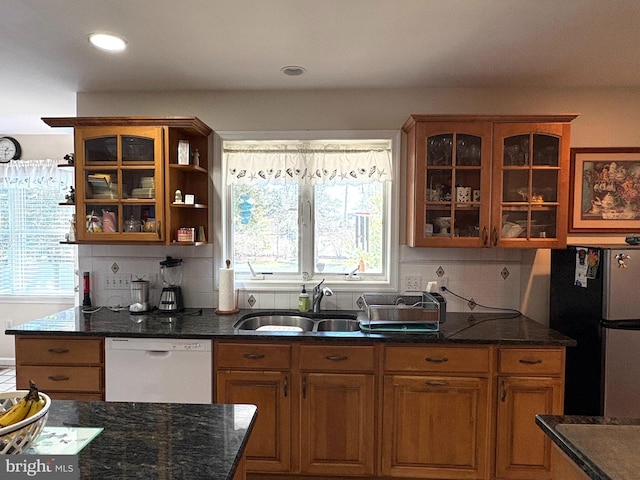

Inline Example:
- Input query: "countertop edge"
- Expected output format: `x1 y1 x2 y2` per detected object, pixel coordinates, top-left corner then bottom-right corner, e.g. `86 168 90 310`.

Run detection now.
535 415 612 480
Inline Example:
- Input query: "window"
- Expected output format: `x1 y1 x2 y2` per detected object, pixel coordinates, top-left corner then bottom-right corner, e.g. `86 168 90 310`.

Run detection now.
0 159 76 297
222 132 398 286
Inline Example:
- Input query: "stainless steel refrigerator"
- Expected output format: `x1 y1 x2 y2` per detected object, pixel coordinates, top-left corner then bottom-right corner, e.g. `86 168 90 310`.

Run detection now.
550 245 640 417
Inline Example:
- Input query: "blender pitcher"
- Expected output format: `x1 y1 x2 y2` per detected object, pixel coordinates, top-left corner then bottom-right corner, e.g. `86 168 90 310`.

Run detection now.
159 256 184 312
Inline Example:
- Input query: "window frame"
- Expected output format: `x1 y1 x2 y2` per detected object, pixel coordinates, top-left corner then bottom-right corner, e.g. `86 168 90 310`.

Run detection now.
215 130 400 293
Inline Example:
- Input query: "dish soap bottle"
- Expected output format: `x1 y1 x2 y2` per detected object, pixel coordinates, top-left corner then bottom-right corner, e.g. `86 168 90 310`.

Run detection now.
298 285 310 312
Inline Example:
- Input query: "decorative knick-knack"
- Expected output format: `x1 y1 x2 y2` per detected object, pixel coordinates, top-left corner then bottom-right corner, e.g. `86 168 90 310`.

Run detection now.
174 189 183 204
68 214 77 242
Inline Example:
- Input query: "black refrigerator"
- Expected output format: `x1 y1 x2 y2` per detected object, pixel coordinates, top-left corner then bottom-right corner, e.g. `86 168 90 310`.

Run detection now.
550 244 640 416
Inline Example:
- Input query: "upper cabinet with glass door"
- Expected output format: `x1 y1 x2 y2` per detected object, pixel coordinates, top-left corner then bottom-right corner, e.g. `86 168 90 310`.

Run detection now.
73 126 165 243
403 115 577 248
42 117 212 245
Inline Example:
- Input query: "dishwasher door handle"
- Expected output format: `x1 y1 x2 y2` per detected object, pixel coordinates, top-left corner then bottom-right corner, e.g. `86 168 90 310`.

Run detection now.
145 350 171 358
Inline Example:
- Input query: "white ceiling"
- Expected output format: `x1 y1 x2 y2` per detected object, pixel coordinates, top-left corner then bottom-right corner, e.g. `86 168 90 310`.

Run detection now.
3 0 640 134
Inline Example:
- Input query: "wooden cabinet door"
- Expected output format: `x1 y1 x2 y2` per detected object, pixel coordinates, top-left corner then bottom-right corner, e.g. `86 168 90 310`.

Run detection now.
75 126 165 243
495 376 564 480
382 374 490 479
492 122 571 248
405 119 493 247
300 372 375 476
216 370 291 472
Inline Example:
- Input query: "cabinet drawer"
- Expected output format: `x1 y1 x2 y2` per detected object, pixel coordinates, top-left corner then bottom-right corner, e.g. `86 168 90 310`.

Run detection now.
16 337 103 365
300 345 375 371
384 346 490 373
217 342 291 369
498 348 564 375
17 366 103 393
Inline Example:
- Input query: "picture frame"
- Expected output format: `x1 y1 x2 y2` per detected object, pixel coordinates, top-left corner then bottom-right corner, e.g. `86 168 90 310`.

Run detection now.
177 140 190 165
569 147 640 232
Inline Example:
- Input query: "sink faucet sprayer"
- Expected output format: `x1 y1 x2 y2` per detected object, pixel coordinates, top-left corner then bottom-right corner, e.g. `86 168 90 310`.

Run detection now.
312 279 333 313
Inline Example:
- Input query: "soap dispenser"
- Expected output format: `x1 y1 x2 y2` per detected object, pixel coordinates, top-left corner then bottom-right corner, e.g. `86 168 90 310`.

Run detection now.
298 285 310 312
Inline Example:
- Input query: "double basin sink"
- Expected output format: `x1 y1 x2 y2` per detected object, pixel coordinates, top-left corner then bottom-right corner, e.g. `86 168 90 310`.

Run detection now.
234 312 360 333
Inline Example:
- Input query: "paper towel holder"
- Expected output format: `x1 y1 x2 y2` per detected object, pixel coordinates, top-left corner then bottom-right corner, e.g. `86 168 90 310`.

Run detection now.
215 259 240 315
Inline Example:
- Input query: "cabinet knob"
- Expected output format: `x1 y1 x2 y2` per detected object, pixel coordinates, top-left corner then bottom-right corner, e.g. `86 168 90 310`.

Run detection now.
48 375 70 382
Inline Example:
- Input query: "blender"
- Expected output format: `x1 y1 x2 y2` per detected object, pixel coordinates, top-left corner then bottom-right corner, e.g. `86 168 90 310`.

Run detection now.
158 256 184 312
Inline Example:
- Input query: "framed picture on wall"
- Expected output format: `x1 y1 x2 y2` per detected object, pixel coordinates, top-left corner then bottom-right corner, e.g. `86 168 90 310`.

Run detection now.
177 140 190 165
570 147 640 232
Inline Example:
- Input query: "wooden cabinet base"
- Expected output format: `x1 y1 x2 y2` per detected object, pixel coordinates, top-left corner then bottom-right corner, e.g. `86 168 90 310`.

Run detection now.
551 445 590 480
15 336 104 400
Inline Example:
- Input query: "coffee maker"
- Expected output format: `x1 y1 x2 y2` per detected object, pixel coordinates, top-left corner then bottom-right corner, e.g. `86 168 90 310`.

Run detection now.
158 256 184 312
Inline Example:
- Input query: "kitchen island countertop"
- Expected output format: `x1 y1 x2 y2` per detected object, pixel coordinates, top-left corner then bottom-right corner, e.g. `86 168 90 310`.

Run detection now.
6 307 575 345
536 414 640 480
31 400 257 479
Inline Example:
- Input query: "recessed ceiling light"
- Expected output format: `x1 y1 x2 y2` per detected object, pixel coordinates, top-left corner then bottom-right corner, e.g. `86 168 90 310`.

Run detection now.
88 32 127 52
281 66 306 76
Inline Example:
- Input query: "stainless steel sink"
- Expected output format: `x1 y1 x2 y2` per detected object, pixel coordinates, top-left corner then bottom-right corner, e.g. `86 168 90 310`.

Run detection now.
315 318 360 332
234 315 316 332
234 313 359 332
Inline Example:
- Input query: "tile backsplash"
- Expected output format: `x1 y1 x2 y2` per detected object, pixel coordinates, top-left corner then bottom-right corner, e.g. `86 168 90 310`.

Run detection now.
78 245 522 313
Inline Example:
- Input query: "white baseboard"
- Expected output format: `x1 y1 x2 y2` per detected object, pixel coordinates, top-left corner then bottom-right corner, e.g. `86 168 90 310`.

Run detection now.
0 358 16 367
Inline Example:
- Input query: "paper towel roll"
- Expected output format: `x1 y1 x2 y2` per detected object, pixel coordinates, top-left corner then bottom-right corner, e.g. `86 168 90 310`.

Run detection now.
219 267 236 312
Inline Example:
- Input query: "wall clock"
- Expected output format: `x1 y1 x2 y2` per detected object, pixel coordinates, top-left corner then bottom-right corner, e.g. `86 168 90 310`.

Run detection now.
0 136 21 162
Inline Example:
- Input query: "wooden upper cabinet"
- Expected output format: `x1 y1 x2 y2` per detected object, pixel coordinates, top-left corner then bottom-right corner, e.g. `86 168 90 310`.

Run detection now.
403 115 577 248
42 116 212 245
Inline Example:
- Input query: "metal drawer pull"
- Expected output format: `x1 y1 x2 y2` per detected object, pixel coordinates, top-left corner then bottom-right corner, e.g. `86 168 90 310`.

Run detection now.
243 353 266 360
425 380 449 386
48 375 70 381
48 348 70 354
519 358 542 365
326 355 348 361
425 357 448 363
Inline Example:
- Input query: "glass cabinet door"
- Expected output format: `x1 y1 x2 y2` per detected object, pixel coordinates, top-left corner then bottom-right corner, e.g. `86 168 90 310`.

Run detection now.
494 123 568 246
417 122 492 246
75 127 164 242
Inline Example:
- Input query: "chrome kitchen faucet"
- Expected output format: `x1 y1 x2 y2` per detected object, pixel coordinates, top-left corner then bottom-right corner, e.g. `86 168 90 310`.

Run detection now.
312 279 333 313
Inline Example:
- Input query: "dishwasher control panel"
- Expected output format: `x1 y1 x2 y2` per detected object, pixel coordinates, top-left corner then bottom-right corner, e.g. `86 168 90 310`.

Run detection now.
107 338 211 352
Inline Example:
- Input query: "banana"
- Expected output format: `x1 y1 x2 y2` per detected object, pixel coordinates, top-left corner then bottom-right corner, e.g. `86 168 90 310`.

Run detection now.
0 398 33 427
0 379 47 427
26 396 46 418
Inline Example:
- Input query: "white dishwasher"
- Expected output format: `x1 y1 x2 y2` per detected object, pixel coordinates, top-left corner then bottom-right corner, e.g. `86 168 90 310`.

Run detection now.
105 337 212 404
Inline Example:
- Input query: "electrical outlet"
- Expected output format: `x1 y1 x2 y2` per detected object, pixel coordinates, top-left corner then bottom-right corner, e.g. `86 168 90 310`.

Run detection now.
404 275 422 291
105 274 131 290
437 276 449 291
5 319 12 330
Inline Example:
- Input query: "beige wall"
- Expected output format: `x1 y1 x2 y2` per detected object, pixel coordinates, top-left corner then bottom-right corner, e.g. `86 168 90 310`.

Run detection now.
3 86 638 360
78 86 640 316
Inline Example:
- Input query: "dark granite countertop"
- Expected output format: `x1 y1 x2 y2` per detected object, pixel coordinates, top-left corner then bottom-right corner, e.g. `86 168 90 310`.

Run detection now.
536 415 640 480
6 307 575 346
36 400 256 479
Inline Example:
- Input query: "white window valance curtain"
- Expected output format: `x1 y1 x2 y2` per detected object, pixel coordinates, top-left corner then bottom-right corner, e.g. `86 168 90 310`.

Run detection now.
0 159 73 190
224 141 393 186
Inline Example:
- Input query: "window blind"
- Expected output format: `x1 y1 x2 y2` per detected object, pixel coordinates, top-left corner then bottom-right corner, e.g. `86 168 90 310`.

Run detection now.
0 159 75 296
